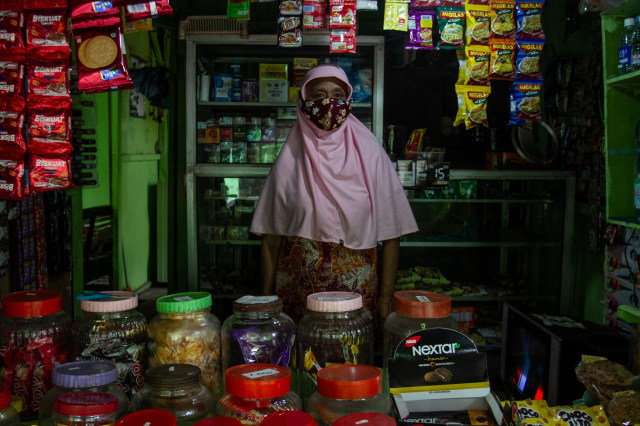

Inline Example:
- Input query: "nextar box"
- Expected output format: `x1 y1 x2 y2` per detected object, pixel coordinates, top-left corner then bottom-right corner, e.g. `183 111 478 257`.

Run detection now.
388 328 517 426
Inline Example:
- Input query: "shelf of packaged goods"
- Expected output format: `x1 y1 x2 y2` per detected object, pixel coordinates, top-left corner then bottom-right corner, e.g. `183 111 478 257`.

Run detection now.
197 101 373 108
400 241 560 248
203 239 260 245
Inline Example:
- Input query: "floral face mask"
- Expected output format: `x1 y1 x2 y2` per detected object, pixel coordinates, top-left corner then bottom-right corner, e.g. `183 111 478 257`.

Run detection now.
301 97 352 131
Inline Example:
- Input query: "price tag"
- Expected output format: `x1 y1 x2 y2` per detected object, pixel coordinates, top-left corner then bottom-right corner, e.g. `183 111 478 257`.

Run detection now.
242 368 279 379
424 162 450 189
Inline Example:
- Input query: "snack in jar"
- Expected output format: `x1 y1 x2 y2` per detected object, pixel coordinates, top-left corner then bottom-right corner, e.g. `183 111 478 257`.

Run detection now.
0 290 71 419
262 410 317 425
39 361 128 426
115 409 177 426
72 291 148 400
0 384 20 426
306 365 391 425
216 363 302 424
53 392 118 426
146 292 222 399
131 364 215 425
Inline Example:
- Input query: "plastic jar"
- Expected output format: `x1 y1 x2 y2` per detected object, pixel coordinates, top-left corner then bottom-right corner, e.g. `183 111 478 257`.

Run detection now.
334 412 396 426
297 292 374 405
72 291 148 400
0 290 71 419
0 385 20 426
53 392 118 426
131 364 214 424
115 409 177 426
147 292 221 399
221 295 295 372
216 364 302 424
306 365 391 426
262 411 317 426
39 361 128 426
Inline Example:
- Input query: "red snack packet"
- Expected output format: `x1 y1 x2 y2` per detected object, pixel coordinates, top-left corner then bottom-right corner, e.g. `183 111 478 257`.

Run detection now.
0 12 26 61
74 26 133 93
0 109 26 151
26 59 71 108
29 144 73 191
27 107 71 145
71 1 122 30
23 0 67 9
0 61 25 98
25 9 71 60
330 28 356 53
124 1 173 21
0 0 24 11
0 149 25 200
303 0 326 29
329 0 356 29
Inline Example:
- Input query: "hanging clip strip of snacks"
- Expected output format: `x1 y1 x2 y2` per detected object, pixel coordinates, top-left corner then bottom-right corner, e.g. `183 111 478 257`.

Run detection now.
330 0 357 53
278 0 303 47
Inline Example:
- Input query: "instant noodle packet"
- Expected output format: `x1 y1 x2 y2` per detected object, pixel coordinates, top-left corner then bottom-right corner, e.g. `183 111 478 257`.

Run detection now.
490 38 516 80
330 28 356 53
0 12 26 61
71 1 121 30
28 143 73 192
26 9 70 60
463 85 490 129
516 38 543 79
406 9 436 50
454 83 466 127
510 79 542 125
465 45 491 85
436 6 465 50
548 405 610 426
466 4 491 46
456 49 467 84
0 149 24 200
383 1 409 31
490 0 516 39
124 1 173 21
516 0 545 40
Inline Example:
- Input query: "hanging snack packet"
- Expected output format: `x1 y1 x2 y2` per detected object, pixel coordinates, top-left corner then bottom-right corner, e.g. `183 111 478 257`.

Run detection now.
0 150 25 200
278 15 302 48
0 12 26 61
489 38 516 80
442 0 463 6
456 49 466 84
406 9 435 50
26 9 70 60
228 0 250 19
330 0 356 29
23 0 67 8
124 1 173 21
549 405 610 426
436 6 465 50
453 83 466 127
71 1 121 30
512 399 551 424
28 107 71 144
465 45 491 85
411 0 441 6
383 1 409 31
279 0 302 15
303 0 326 29
516 38 543 79
74 26 133 93
0 109 26 152
466 4 491 46
329 28 356 53
26 59 71 108
467 0 489 5
510 79 542 125
0 0 24 11
516 0 544 40
0 61 25 98
464 85 490 129
29 144 73 191
490 0 516 39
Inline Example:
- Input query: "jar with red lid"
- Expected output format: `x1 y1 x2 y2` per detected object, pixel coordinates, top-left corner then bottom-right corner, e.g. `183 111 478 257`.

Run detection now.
297 292 374 405
0 384 20 426
193 417 242 426
262 411 317 426
216 363 302 424
306 365 391 425
0 290 71 419
53 392 118 426
334 412 396 426
72 291 148 401
115 409 177 426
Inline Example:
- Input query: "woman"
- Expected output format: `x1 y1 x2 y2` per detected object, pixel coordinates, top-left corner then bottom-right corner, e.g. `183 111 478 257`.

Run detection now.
250 64 418 323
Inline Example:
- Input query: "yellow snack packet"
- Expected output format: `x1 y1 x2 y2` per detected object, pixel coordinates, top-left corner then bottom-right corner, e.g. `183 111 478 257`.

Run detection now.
384 1 410 31
456 49 467 85
453 84 466 127
513 399 554 425
465 45 491 86
465 4 491 46
463 85 490 129
549 405 610 426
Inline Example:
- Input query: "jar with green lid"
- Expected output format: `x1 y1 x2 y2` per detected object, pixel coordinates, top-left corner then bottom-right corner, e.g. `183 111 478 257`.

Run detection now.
146 292 222 399
53 392 118 426
0 290 71 419
0 385 19 426
131 364 215 425
221 295 295 373
72 291 148 400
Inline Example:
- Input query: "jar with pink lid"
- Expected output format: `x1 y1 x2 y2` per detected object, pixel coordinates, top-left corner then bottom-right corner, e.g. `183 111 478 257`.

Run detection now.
71 291 148 400
296 292 374 406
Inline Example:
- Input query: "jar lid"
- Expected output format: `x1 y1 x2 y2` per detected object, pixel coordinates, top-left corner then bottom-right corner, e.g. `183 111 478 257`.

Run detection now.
393 290 451 318
317 365 382 400
193 418 243 426
145 364 201 388
262 411 317 426
306 292 362 312
1 290 63 318
80 291 139 313
53 392 118 417
156 292 212 313
116 409 177 426
0 384 10 410
333 412 396 426
52 361 118 388
233 295 282 313
225 364 290 399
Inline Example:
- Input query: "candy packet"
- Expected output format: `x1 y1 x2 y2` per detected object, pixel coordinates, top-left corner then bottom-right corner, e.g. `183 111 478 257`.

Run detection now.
406 9 436 50
436 6 465 50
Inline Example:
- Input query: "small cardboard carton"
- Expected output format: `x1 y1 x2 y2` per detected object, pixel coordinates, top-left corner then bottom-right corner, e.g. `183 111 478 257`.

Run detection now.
259 80 289 103
388 328 518 426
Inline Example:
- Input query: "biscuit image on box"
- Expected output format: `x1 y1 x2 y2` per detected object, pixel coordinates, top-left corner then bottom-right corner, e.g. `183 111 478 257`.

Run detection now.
424 367 452 383
78 35 118 69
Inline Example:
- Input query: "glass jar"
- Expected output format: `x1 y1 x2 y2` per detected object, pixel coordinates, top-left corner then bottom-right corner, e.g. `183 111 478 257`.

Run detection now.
262 411 316 426
115 409 177 426
39 361 128 426
147 292 221 399
216 364 302 425
297 292 374 405
72 291 148 400
0 384 20 426
53 392 118 426
333 412 396 426
131 364 214 425
306 365 391 426
221 295 295 372
0 290 71 419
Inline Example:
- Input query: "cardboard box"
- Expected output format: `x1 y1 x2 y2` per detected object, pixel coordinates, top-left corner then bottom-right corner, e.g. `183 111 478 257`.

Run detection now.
259 63 288 81
259 80 289 103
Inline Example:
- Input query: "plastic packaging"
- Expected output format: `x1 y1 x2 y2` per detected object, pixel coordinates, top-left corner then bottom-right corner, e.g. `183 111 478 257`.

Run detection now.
221 295 295 373
72 291 148 400
0 290 71 419
115 409 177 426
262 410 317 425
53 392 118 426
39 361 128 426
619 17 636 75
632 15 640 71
306 365 391 425
147 292 222 399
297 292 374 405
334 412 396 426
0 385 20 426
216 364 302 424
131 364 214 424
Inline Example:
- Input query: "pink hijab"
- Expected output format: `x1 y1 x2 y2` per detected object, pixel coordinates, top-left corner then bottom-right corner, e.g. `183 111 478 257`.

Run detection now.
250 64 418 249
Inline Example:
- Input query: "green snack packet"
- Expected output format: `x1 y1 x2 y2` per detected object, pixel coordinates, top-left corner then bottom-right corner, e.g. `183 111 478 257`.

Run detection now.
436 6 465 50
228 0 250 20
